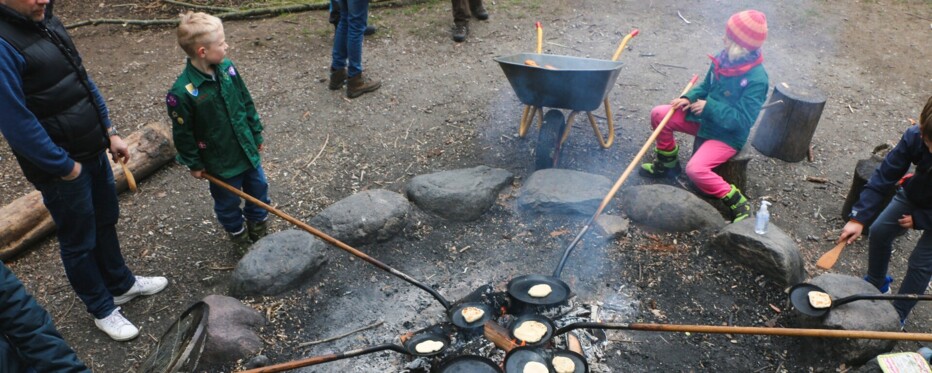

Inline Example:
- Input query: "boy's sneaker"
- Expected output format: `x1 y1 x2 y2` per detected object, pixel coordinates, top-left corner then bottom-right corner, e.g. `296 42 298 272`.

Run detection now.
113 276 169 305
94 308 139 341
247 220 269 242
864 275 894 294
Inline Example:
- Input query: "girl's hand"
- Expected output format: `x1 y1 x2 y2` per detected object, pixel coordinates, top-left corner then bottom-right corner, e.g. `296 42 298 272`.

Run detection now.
670 98 691 110
258 143 264 152
689 100 707 116
899 214 914 229
190 170 205 179
839 220 864 244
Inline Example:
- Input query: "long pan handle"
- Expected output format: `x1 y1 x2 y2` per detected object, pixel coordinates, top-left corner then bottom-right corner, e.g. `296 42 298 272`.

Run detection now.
237 344 404 373
554 321 932 342
834 293 932 307
203 174 451 310
553 74 700 278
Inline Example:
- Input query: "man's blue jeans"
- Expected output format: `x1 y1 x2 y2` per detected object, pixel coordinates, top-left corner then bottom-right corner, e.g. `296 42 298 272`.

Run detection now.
34 152 134 320
0 336 35 373
331 0 369 77
207 165 270 233
866 188 932 321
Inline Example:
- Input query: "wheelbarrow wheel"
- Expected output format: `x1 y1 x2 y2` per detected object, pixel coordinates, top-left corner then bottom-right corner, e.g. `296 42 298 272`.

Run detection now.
535 109 567 170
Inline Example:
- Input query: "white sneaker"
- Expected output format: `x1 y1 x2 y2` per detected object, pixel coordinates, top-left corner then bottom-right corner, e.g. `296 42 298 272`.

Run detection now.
94 308 139 341
113 276 168 305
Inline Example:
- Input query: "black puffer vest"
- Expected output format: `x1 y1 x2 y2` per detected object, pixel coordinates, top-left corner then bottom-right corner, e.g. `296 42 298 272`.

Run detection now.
0 5 108 183
904 151 932 209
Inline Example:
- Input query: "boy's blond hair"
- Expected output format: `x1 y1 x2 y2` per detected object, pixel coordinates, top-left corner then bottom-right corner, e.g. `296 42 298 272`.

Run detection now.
177 11 222 57
921 95 932 140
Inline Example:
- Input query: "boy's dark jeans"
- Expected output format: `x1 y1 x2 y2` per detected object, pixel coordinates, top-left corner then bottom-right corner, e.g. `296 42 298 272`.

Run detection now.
34 152 134 320
866 188 932 321
208 165 270 233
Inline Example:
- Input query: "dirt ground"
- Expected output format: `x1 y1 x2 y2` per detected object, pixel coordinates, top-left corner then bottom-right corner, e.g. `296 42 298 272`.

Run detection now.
3 0 932 372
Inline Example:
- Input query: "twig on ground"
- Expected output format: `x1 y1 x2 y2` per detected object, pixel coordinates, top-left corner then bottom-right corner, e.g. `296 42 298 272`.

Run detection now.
459 245 472 253
805 176 828 184
546 41 583 53
160 0 234 12
654 63 687 69
306 134 330 168
649 64 668 77
209 265 235 270
298 320 384 348
677 10 691 24
639 53 656 57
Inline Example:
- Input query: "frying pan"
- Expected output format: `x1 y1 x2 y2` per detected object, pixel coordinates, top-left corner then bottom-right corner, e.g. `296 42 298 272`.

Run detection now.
789 283 932 318
509 314 555 347
449 301 494 330
436 355 501 373
503 346 553 373
237 331 450 373
552 321 932 342
551 349 588 373
507 75 700 309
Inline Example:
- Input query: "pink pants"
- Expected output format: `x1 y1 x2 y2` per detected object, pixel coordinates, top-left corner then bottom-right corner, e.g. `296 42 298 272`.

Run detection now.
650 104 736 198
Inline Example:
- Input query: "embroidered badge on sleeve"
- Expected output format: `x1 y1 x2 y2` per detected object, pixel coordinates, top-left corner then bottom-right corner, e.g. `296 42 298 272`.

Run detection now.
166 93 179 107
185 83 199 97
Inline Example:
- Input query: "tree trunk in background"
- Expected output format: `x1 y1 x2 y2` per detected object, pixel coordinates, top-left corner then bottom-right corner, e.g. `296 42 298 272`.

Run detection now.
0 122 175 260
752 82 826 162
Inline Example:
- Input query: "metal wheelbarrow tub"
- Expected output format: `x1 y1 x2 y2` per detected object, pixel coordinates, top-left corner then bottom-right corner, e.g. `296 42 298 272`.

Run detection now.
495 53 624 112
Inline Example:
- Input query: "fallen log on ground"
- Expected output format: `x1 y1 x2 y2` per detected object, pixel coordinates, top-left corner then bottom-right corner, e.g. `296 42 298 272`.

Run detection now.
0 122 175 260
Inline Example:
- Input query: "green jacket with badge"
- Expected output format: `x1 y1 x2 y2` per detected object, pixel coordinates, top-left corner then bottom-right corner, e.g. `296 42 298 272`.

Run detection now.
166 58 263 179
682 63 768 151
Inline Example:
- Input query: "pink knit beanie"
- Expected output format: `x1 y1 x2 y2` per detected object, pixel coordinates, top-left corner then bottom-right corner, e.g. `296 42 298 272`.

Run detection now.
726 10 767 50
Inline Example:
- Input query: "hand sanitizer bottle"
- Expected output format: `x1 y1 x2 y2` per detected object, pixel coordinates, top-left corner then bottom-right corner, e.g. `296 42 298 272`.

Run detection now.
755 201 771 235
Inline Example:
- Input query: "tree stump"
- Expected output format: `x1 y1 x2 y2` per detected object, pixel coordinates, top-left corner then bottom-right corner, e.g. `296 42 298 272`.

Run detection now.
752 82 826 162
0 122 176 260
841 156 895 230
692 137 752 193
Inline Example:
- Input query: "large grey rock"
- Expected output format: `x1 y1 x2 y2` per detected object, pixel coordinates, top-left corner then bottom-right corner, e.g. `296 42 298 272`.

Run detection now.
230 230 328 296
200 295 267 365
621 185 726 232
405 166 513 221
709 219 805 286
309 189 410 246
794 274 899 365
517 169 611 215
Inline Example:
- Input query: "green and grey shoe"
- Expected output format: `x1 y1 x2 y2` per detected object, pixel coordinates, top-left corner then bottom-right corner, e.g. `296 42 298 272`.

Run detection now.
721 184 751 223
247 220 269 242
229 226 253 257
639 146 681 179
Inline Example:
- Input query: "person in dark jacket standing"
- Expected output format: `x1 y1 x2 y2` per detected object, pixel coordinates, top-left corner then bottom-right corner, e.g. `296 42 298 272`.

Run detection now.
839 95 932 327
1 261 89 373
450 0 487 42
0 0 167 341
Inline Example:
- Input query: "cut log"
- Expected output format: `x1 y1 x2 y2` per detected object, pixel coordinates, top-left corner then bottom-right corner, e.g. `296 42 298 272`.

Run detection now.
841 156 895 231
751 82 826 162
0 122 175 260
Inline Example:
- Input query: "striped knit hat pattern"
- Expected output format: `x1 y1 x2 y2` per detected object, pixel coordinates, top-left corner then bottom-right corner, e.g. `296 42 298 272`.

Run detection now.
726 10 767 51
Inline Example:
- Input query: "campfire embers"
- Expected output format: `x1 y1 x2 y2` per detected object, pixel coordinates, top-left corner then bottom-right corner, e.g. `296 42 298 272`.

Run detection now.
401 291 610 373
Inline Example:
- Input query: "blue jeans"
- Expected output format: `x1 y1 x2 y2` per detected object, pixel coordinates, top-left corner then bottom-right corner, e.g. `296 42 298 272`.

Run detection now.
207 165 270 233
0 337 35 373
331 0 369 77
866 188 932 320
34 152 134 320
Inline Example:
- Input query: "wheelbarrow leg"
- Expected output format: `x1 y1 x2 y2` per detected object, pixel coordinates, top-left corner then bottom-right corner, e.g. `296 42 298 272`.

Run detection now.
518 105 544 138
587 99 616 148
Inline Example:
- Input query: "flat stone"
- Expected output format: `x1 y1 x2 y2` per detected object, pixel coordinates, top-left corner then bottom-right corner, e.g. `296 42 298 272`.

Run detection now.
517 169 611 216
230 229 328 297
793 273 899 365
310 189 410 246
595 214 629 238
709 219 805 286
405 166 513 221
621 184 725 232
200 295 267 365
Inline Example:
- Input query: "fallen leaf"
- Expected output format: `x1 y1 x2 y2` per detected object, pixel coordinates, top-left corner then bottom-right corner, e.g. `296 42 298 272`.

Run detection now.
549 229 569 237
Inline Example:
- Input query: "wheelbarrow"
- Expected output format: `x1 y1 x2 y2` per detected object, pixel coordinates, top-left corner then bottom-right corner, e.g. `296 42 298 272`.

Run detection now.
495 24 638 169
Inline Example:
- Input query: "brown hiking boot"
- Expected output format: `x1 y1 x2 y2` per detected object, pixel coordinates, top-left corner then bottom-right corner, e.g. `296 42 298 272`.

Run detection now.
328 68 347 90
346 72 381 98
452 23 468 42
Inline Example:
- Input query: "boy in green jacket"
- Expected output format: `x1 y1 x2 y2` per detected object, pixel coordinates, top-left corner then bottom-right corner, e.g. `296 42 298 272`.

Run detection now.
640 10 769 223
166 12 270 254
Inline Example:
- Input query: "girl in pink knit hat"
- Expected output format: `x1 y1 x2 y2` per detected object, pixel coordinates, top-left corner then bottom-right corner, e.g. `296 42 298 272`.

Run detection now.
640 9 769 223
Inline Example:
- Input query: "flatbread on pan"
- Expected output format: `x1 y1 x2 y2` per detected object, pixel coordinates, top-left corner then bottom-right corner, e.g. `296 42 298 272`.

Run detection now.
808 291 832 309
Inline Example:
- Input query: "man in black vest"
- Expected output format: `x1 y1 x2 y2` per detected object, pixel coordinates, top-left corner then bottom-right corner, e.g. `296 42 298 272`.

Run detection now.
0 0 168 342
